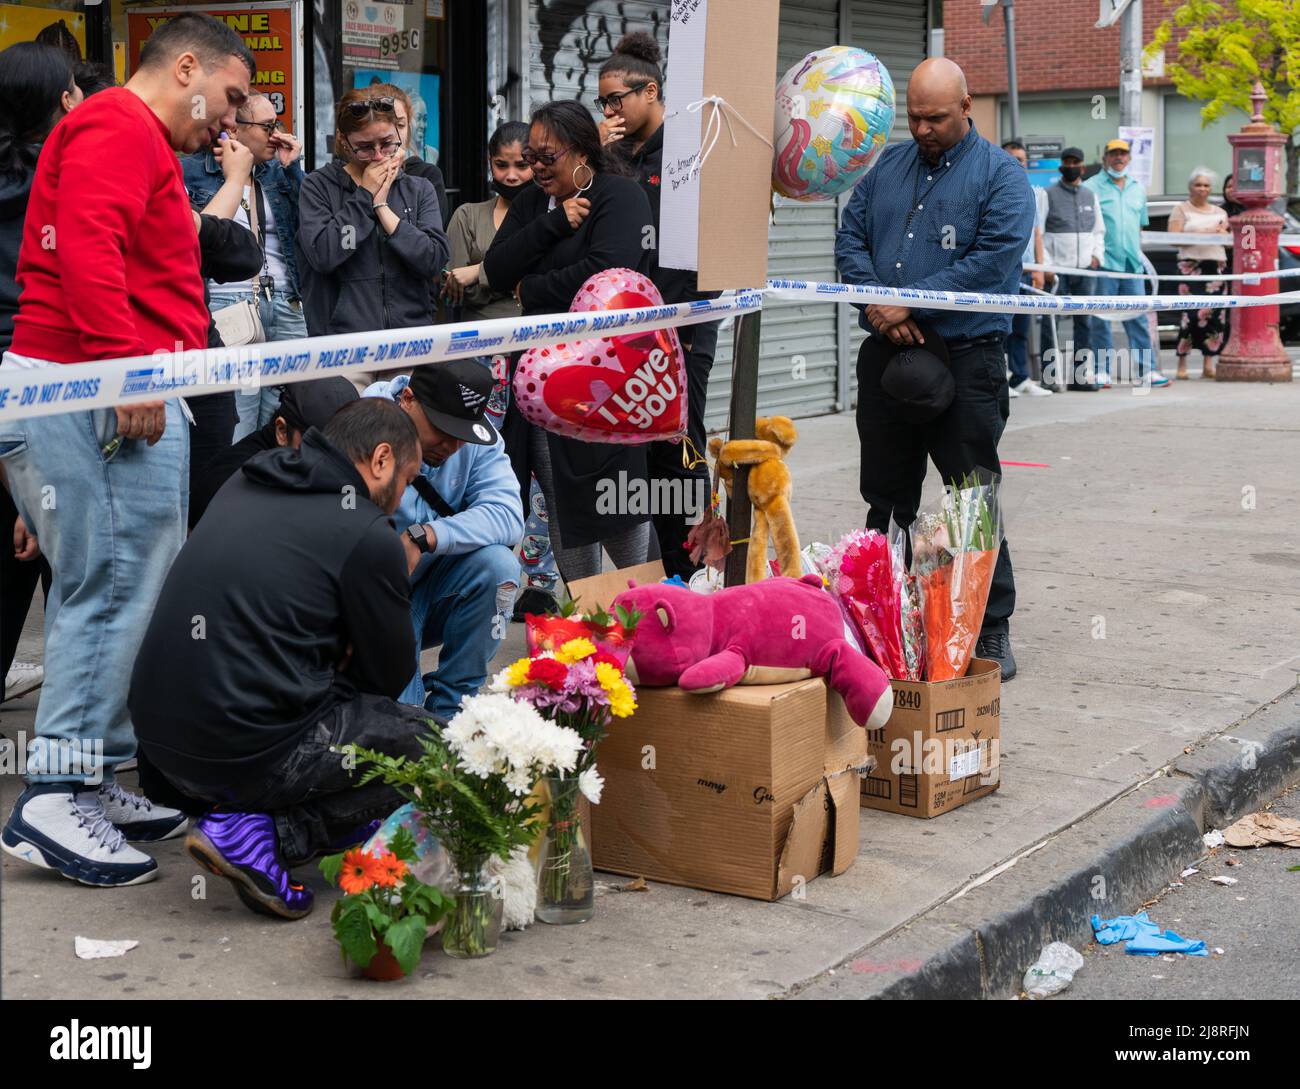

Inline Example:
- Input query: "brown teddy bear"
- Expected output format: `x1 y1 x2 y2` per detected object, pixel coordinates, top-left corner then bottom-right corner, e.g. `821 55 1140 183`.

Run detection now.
709 416 801 584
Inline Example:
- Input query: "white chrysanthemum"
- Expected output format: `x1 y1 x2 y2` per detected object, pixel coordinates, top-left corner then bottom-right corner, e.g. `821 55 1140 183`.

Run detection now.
504 766 535 796
457 736 500 779
579 765 604 805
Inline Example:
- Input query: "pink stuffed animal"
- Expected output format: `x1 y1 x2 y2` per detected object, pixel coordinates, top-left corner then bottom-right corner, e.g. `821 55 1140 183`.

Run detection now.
613 574 892 730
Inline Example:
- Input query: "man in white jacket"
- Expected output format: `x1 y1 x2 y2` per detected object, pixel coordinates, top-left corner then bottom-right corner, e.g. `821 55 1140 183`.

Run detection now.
1041 147 1106 390
364 361 525 716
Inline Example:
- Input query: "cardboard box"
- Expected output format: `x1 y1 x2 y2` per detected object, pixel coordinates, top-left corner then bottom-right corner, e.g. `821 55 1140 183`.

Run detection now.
587 679 870 901
859 658 1002 818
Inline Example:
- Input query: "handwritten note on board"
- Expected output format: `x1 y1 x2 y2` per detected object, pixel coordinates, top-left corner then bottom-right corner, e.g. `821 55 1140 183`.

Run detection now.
658 0 709 272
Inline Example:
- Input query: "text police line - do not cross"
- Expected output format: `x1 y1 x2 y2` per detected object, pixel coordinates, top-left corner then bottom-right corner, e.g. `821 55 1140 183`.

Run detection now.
0 293 764 424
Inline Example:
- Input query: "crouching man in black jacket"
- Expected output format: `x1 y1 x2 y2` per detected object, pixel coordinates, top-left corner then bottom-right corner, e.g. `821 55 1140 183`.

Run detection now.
128 399 429 920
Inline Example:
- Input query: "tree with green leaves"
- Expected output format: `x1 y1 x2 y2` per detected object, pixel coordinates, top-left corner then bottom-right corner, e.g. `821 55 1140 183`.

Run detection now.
1149 0 1300 195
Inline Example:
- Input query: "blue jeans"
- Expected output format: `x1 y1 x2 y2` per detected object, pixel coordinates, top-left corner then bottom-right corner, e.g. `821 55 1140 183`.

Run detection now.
1007 279 1033 384
0 394 188 785
1091 275 1156 378
210 289 309 441
399 544 519 718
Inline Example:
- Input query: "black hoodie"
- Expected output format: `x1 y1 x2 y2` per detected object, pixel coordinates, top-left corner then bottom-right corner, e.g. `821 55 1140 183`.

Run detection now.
129 429 415 787
0 160 36 353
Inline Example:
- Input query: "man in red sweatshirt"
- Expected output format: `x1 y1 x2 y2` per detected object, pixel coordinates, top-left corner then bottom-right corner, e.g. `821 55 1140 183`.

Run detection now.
0 14 255 888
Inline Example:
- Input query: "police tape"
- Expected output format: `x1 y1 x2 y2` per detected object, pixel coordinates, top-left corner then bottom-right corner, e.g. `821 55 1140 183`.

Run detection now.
0 291 764 424
1142 230 1300 247
1024 262 1300 283
763 277 1300 315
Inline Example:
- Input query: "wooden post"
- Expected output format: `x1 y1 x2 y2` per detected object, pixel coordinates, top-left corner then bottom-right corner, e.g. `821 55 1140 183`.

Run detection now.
723 310 762 587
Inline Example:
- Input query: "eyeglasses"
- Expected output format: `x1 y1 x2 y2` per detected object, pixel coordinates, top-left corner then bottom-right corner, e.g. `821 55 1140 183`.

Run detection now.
237 118 284 135
343 96 396 119
522 145 571 167
595 83 649 113
348 137 404 160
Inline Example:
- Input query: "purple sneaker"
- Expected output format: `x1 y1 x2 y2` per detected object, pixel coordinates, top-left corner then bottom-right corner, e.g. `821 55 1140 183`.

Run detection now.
186 811 314 920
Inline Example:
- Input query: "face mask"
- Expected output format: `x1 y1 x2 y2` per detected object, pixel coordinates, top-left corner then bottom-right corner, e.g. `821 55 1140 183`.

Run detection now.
492 177 528 200
1106 165 1128 179
1060 165 1082 182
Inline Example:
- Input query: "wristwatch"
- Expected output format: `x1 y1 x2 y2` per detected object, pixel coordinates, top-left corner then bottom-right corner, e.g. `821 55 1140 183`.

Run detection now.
405 523 432 554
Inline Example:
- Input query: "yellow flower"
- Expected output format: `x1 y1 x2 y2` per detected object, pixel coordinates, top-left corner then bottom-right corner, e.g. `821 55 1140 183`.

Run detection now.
609 686 637 718
505 657 533 686
556 637 597 664
594 660 622 691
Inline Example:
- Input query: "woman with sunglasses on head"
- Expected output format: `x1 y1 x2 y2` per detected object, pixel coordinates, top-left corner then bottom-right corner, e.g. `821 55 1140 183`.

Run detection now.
483 100 655 584
597 32 720 581
296 89 449 338
365 81 449 230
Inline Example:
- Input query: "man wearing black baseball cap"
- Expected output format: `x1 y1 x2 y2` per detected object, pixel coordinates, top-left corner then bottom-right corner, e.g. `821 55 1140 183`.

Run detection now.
364 360 524 717
190 377 360 525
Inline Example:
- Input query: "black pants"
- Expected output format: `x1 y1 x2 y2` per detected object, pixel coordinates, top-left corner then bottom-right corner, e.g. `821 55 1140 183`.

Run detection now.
856 335 1016 635
647 321 719 579
186 392 237 531
145 694 439 866
1 482 50 701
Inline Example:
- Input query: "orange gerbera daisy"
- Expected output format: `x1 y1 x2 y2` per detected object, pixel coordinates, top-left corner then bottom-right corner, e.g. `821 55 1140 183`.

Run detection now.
372 850 409 888
339 848 379 894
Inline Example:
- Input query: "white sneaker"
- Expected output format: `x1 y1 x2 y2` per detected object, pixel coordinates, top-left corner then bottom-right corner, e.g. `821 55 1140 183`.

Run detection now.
1014 380 1054 397
98 781 188 842
1008 383 1021 397
1 785 158 886
3 662 43 702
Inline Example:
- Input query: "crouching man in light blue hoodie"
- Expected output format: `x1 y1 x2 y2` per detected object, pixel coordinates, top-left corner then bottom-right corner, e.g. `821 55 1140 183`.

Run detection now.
364 361 524 717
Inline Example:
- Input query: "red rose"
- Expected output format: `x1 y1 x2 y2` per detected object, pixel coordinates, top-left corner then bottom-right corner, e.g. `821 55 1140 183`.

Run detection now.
527 657 569 689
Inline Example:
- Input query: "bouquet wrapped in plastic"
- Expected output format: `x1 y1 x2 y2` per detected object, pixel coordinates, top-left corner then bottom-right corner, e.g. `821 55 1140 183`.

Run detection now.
525 599 638 667
912 473 1003 682
827 529 908 680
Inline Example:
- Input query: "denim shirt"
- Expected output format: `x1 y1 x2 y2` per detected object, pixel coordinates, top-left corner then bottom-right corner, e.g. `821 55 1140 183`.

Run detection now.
181 151 304 298
835 121 1034 341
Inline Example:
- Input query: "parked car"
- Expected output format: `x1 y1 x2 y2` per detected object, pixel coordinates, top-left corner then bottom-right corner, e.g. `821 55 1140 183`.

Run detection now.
1143 197 1300 345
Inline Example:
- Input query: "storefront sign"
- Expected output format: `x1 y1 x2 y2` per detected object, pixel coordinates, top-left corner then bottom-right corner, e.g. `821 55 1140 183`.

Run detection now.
126 3 302 136
342 0 421 72
0 3 87 54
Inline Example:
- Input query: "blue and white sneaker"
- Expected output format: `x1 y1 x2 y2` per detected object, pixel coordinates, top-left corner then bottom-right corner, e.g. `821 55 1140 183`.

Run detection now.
1 783 158 886
1148 372 1172 388
97 781 188 842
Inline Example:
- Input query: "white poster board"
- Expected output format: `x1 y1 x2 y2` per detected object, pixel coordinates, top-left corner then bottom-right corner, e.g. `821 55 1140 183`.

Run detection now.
658 0 709 273
1119 125 1155 190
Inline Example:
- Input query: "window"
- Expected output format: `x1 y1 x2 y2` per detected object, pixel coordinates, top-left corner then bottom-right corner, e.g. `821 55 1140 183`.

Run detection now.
1162 94 1244 196
999 95 1120 166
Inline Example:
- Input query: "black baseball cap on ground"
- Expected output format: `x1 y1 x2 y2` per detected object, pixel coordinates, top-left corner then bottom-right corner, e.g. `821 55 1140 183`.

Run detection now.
407 360 497 445
880 321 955 423
275 377 359 432
1061 146 1085 161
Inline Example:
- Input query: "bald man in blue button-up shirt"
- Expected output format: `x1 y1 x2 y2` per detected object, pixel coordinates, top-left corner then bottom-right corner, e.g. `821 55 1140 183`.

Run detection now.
835 58 1033 681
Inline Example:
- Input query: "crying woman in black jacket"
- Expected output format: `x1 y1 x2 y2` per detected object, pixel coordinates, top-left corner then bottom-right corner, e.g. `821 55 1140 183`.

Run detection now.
483 100 654 584
296 89 449 337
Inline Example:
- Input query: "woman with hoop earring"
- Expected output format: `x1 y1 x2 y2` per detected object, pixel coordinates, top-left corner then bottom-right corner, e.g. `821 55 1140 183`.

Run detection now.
484 100 656 585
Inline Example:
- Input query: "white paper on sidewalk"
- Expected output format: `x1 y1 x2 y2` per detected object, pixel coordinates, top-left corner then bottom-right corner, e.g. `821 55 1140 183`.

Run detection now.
658 0 709 272
75 936 139 960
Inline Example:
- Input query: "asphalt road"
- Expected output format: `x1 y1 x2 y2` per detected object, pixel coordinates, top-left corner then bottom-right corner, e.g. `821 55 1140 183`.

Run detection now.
1055 782 1300 1001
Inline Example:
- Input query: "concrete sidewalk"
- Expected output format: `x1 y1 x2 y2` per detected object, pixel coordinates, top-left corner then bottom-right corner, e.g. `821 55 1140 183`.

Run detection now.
3 364 1299 999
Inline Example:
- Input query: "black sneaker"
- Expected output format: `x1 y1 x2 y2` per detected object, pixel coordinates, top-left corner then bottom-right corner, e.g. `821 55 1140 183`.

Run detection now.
975 632 1017 682
512 587 559 623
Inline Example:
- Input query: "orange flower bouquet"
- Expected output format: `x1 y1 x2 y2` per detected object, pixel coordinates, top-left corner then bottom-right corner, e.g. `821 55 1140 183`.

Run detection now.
912 474 1003 682
319 826 451 981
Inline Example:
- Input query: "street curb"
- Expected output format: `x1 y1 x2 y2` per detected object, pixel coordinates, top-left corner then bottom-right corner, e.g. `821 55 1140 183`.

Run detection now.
792 685 1300 1001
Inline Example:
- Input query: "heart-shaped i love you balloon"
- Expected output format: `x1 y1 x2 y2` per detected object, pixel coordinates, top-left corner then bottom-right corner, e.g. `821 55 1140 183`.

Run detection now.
513 268 687 444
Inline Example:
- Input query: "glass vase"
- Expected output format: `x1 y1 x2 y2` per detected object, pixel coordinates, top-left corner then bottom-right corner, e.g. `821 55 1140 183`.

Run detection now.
536 775 594 924
441 855 503 959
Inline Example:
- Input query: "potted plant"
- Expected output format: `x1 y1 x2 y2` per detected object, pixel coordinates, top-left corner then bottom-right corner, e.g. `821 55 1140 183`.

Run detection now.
355 695 583 958
319 826 450 981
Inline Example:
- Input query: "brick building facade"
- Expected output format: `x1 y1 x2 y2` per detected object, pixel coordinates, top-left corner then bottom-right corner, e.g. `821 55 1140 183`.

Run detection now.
941 0 1238 197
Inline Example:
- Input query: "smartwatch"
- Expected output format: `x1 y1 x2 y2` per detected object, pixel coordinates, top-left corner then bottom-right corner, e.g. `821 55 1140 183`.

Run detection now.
405 523 432 554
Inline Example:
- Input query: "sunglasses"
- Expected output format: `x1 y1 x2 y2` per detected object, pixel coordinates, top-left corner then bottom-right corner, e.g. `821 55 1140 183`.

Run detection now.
522 145 571 168
348 137 404 159
343 96 396 119
237 118 285 135
595 82 649 113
